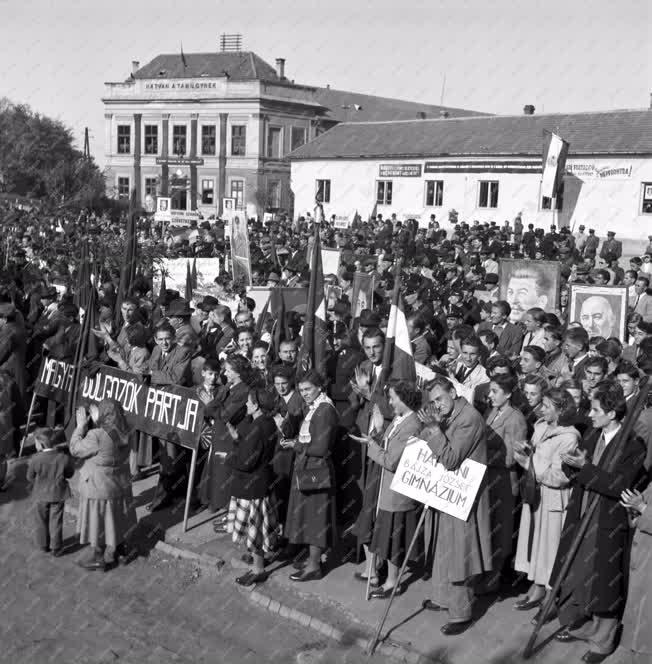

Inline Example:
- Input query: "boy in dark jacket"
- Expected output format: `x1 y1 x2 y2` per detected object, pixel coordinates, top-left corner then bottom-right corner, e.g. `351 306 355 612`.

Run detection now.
26 428 74 556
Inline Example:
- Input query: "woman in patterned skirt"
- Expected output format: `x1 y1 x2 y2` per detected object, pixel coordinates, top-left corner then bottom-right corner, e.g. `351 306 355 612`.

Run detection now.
224 388 279 586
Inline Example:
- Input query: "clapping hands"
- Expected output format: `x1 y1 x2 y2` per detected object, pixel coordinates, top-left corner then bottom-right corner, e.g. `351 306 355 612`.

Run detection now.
620 489 647 515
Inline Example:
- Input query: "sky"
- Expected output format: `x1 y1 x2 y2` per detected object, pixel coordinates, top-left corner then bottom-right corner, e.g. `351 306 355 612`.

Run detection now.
1 0 650 168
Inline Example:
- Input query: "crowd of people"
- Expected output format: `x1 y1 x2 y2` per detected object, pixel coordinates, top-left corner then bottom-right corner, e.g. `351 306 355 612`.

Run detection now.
4 199 652 663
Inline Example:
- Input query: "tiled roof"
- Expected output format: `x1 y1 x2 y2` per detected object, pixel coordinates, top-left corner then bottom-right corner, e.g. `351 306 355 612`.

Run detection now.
288 109 652 159
133 52 280 81
312 87 483 123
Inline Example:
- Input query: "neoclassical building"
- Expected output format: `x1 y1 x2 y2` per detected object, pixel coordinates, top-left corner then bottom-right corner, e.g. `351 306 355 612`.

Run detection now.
102 48 479 219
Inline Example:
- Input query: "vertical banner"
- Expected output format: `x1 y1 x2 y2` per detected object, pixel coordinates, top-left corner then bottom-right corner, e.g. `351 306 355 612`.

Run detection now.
350 272 375 318
231 215 252 287
541 131 570 199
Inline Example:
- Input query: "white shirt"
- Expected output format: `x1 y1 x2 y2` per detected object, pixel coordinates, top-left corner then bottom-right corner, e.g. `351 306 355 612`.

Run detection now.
602 425 621 449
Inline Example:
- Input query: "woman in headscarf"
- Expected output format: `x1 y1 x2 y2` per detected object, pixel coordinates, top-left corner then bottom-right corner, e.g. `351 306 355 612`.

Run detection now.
70 399 137 571
282 370 339 581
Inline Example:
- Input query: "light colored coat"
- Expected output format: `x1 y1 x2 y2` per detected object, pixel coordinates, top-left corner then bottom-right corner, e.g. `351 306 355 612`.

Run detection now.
514 421 580 585
620 483 652 655
421 397 493 581
367 411 422 512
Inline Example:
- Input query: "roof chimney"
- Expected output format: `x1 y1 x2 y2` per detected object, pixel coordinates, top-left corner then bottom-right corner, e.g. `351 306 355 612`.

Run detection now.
275 58 286 79
132 60 140 75
440 110 450 118
523 104 535 115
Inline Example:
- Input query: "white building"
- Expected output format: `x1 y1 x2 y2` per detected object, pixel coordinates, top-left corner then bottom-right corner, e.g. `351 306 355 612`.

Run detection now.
288 109 652 240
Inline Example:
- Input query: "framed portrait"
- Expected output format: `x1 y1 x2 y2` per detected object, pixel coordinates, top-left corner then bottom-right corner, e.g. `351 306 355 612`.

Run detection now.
645 185 652 199
568 284 628 342
498 259 561 323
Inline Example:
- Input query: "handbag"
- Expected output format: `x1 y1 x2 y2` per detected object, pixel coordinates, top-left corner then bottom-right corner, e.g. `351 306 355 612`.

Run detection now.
520 453 540 510
296 456 331 492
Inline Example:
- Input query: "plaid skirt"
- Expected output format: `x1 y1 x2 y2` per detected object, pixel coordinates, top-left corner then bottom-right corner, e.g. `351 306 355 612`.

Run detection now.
227 496 279 554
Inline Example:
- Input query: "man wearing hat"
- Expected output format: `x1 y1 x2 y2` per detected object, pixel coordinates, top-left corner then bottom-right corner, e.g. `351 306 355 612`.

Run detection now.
266 272 281 287
166 299 197 344
191 296 218 335
482 273 500 302
583 229 599 259
599 230 622 262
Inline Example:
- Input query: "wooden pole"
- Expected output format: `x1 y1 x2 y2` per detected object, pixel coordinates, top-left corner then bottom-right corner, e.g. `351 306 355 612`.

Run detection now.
367 508 428 657
523 376 650 659
182 448 198 533
18 393 38 457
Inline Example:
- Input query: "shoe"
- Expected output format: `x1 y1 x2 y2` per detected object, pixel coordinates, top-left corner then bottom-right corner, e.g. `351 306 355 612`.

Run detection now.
369 585 404 600
293 559 307 570
422 599 446 612
531 605 558 626
77 559 107 572
555 629 578 643
581 652 611 664
289 568 323 582
353 572 380 587
441 621 472 636
51 549 64 558
235 570 269 587
514 597 543 611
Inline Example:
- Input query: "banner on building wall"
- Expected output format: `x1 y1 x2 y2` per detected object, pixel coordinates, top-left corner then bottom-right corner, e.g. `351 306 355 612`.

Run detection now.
424 161 540 174
379 164 422 177
231 215 252 288
33 359 204 450
565 163 633 180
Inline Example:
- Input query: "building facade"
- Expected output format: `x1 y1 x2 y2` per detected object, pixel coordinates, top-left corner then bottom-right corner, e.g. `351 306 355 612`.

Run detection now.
102 50 480 219
288 110 652 239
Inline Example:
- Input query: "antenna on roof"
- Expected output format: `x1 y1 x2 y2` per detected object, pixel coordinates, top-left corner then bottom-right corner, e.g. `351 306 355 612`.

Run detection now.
220 34 242 52
440 74 446 106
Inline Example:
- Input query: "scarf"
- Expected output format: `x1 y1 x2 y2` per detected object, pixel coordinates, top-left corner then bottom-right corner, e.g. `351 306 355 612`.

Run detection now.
298 392 335 444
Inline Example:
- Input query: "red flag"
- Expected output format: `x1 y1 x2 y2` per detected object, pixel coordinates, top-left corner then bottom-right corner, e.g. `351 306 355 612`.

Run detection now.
114 188 138 327
381 262 416 383
298 221 328 378
269 286 286 357
191 258 198 289
184 260 193 301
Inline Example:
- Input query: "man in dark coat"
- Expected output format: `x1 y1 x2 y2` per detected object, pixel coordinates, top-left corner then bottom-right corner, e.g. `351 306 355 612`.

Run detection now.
551 381 646 661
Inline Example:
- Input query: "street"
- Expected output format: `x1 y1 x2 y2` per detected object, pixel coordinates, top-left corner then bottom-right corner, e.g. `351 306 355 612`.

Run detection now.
0 466 390 664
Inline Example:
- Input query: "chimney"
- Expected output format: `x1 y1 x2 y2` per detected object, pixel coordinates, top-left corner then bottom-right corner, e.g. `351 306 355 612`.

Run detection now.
275 58 286 79
523 104 535 115
132 60 140 75
440 110 450 118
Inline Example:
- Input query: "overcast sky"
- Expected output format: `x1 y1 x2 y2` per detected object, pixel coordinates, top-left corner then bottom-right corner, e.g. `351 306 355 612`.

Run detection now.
2 0 650 167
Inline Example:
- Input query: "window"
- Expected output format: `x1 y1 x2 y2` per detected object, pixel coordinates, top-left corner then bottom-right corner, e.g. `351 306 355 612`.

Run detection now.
316 179 331 203
172 125 187 155
478 180 499 208
231 125 246 156
201 125 216 155
230 180 244 209
172 189 187 210
144 125 158 154
267 180 281 209
117 125 131 154
144 177 157 197
266 126 282 158
377 180 393 205
117 177 130 199
201 179 214 205
425 180 444 207
642 183 652 214
291 127 306 151
541 182 564 211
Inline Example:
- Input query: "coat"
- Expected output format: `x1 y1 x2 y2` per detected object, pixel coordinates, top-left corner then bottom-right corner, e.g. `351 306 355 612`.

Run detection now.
225 414 277 500
148 344 192 387
26 449 74 503
0 320 27 397
634 293 652 323
69 428 133 501
421 397 493 581
485 404 528 566
367 411 422 512
478 321 523 358
620 483 652 655
552 427 647 621
514 421 580 585
285 400 339 548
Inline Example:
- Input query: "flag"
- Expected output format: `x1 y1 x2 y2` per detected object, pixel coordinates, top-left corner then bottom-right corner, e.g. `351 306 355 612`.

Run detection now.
541 130 569 199
180 42 187 68
350 272 374 321
298 221 328 377
381 262 416 383
369 201 378 222
191 257 198 289
184 260 193 301
269 286 286 357
157 271 167 303
113 188 138 328
231 215 252 288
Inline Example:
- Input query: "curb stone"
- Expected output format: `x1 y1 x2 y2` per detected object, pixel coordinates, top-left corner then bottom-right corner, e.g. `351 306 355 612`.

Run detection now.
154 540 225 571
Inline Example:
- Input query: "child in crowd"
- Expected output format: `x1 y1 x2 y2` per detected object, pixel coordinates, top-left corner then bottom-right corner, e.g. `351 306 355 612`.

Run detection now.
26 428 74 556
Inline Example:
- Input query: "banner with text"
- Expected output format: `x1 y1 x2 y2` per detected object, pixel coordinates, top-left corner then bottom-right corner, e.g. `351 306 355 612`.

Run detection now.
390 437 486 521
34 359 204 450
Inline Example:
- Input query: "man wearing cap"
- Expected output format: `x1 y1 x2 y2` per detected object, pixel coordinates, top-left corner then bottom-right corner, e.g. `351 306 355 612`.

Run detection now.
573 224 588 254
600 231 622 261
583 229 599 259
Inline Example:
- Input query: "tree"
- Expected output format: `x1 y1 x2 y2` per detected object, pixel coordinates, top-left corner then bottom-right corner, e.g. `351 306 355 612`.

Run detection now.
0 98 105 207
